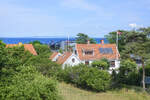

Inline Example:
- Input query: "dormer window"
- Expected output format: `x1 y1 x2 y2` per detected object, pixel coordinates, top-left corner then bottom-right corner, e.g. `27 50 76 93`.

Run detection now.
85 50 93 55
82 49 94 56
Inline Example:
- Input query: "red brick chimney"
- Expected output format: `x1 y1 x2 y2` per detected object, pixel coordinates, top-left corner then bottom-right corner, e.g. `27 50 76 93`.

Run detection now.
87 40 90 44
101 40 104 44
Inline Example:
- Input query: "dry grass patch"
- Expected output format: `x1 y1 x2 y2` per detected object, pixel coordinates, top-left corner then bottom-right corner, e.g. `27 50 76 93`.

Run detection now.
58 82 150 100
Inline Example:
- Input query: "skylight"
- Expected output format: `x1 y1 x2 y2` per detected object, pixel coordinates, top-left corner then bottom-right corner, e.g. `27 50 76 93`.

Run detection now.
99 48 113 54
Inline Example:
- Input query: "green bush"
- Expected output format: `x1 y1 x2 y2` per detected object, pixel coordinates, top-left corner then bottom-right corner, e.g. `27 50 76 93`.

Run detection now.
60 64 111 92
117 59 140 85
33 44 51 57
0 46 33 69
119 59 137 74
0 66 61 100
91 59 109 70
25 55 62 78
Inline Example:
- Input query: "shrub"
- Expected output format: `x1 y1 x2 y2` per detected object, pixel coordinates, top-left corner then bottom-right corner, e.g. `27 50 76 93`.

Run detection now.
117 59 140 85
119 59 137 74
91 58 109 70
0 66 61 100
60 64 111 92
25 55 62 78
33 44 50 56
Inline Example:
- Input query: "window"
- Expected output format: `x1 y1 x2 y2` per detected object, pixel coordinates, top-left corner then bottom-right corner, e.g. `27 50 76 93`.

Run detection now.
110 61 115 67
75 50 77 55
72 58 75 63
84 50 93 55
85 61 89 65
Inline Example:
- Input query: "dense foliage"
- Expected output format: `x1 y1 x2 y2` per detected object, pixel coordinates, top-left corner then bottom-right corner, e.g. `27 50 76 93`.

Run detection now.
30 41 51 57
26 55 62 78
91 58 109 70
76 33 96 44
116 59 140 86
0 66 60 100
60 64 111 92
106 27 150 90
0 41 61 100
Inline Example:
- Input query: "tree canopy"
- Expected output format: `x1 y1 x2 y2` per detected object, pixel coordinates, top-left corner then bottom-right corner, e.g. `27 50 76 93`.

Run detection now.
76 33 96 44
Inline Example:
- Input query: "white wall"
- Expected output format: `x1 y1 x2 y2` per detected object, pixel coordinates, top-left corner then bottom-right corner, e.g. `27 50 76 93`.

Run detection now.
81 60 120 74
109 60 120 74
62 54 81 69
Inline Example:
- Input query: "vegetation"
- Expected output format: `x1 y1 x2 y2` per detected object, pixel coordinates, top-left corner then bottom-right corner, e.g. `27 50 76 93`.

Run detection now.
91 58 109 70
0 41 61 100
30 41 51 57
76 33 96 44
59 64 111 92
105 30 129 52
59 82 150 100
1 26 150 99
0 66 60 100
106 27 150 91
116 59 140 86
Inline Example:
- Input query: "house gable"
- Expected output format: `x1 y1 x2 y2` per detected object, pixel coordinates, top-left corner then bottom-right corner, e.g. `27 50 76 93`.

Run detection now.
6 43 37 55
62 53 81 69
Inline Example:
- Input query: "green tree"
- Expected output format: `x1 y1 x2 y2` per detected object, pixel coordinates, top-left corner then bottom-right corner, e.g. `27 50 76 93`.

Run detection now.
91 59 109 70
105 30 129 52
26 55 62 78
119 59 137 74
0 66 60 100
76 33 96 44
117 59 139 85
33 44 51 57
61 64 111 92
121 30 150 91
29 40 42 45
0 41 7 69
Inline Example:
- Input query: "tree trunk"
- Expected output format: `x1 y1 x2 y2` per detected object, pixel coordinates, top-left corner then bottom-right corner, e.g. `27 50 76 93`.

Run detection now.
142 60 146 91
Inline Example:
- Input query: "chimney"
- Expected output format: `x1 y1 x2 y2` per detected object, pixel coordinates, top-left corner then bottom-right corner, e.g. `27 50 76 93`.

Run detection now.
18 42 23 46
87 40 90 44
100 40 104 44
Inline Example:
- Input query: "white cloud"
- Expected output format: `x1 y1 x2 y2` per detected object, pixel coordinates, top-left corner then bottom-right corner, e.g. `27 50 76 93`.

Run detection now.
129 23 137 28
129 23 144 29
60 0 98 11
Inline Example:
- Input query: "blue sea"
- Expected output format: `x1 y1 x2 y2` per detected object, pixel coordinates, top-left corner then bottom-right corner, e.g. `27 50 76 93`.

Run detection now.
0 37 108 44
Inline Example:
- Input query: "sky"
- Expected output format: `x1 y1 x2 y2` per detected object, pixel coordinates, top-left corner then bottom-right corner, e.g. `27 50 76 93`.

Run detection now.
0 0 150 38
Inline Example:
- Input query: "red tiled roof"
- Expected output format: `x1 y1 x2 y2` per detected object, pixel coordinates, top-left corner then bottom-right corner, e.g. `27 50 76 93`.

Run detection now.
56 52 72 64
76 44 120 61
6 43 37 55
49 52 59 60
24 44 37 55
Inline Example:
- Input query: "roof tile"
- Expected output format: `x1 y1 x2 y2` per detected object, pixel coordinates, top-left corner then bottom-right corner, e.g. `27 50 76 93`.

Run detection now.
76 44 120 60
6 43 37 55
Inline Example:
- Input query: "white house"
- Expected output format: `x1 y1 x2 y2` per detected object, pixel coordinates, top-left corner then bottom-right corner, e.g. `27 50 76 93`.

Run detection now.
50 52 81 69
50 40 120 73
75 40 120 73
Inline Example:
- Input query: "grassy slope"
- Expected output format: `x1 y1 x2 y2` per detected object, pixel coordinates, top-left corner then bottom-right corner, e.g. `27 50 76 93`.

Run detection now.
58 82 150 100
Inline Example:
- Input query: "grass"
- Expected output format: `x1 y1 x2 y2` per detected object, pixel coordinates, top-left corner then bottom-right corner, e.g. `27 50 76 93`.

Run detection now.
58 82 150 100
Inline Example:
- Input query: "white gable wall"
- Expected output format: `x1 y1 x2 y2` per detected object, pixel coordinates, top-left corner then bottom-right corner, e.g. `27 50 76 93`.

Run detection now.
62 54 81 69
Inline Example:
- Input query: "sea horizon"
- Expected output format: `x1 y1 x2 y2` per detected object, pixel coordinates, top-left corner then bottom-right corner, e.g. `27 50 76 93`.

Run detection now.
0 37 108 44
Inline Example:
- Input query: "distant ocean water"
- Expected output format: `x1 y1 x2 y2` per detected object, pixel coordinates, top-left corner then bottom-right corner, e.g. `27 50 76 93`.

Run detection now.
0 37 108 44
